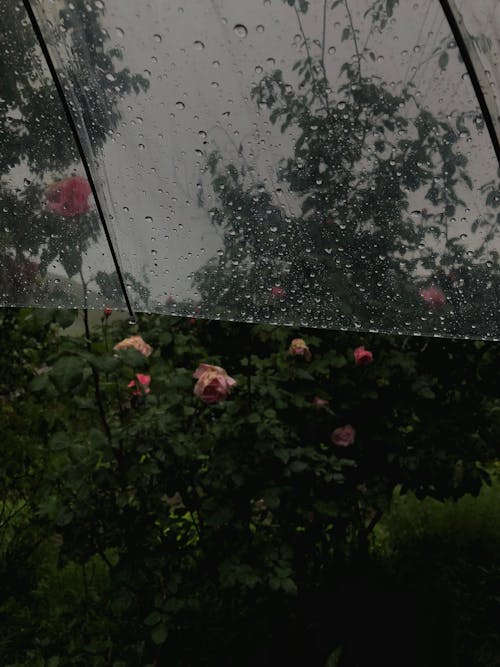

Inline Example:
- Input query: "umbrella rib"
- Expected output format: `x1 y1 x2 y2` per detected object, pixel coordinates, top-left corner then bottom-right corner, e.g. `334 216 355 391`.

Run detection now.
438 0 500 168
21 0 136 321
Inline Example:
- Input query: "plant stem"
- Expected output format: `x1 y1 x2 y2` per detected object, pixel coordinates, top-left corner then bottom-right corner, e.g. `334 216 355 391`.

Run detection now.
344 0 362 81
79 269 112 443
294 5 329 112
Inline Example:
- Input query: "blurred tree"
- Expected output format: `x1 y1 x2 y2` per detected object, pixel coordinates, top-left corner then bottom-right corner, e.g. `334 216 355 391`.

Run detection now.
195 0 500 337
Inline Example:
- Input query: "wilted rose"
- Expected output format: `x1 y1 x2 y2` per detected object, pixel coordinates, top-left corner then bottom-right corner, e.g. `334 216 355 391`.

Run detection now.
128 373 151 395
354 346 373 366
45 176 92 218
420 286 446 309
193 363 236 404
271 286 285 298
289 338 312 362
331 424 356 447
114 335 153 357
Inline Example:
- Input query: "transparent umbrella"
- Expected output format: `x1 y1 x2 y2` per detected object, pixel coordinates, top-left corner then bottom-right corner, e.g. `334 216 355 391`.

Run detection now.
2 0 500 339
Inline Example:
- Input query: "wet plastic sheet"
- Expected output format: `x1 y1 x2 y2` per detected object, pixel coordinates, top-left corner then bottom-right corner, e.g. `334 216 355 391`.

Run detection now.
0 2 128 310
4 0 500 338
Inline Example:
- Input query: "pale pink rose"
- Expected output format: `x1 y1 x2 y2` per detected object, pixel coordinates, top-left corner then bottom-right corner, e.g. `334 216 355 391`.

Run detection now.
354 346 373 366
193 363 237 404
331 424 356 447
420 286 446 309
313 396 329 408
113 335 153 357
271 286 285 298
289 338 312 362
45 176 91 218
128 373 151 395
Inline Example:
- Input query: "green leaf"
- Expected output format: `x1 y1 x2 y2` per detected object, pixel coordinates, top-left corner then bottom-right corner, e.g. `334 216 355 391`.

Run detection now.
144 611 163 626
53 309 78 329
151 623 168 645
116 349 148 370
84 353 120 373
30 372 54 395
289 461 308 473
49 432 70 451
50 356 85 393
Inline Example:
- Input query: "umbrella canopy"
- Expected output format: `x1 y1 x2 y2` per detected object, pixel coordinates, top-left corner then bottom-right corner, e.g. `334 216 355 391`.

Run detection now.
2 0 500 338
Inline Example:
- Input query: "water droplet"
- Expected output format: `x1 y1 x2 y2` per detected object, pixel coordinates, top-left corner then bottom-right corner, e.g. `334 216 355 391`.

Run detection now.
255 65 263 74
256 24 265 33
115 27 124 38
105 73 116 82
193 40 205 50
153 33 162 43
234 24 248 38
328 46 336 55
176 101 185 110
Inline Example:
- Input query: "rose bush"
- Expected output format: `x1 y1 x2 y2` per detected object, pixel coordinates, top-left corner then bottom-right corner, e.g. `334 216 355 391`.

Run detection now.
0 309 499 665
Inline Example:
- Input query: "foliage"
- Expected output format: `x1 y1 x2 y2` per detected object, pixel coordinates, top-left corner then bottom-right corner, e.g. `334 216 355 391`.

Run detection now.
0 308 499 665
195 0 500 337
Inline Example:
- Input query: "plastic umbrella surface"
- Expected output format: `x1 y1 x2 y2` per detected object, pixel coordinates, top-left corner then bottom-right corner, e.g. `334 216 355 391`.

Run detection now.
2 0 500 339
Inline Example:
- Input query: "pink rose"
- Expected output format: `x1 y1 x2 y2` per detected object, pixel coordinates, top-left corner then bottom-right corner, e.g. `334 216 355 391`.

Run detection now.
271 286 285 298
354 346 373 366
193 363 237 404
45 176 92 218
128 373 151 395
331 424 356 447
420 286 446 309
103 307 112 318
313 396 329 408
289 338 312 362
114 335 153 357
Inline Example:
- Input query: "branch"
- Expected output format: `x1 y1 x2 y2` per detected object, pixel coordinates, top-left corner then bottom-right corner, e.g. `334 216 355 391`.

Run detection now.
344 0 362 81
294 5 329 111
